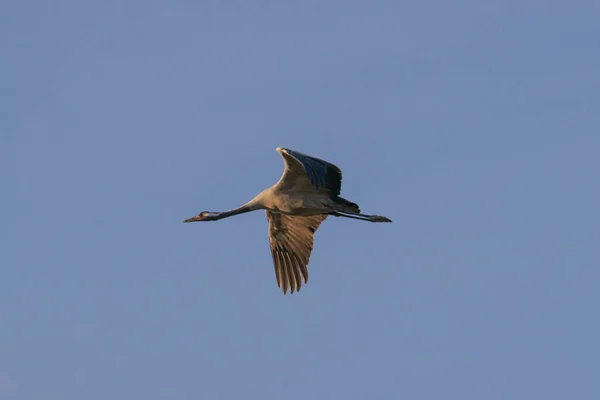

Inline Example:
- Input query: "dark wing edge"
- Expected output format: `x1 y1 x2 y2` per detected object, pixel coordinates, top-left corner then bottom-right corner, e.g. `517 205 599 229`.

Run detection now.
266 211 328 294
278 148 343 197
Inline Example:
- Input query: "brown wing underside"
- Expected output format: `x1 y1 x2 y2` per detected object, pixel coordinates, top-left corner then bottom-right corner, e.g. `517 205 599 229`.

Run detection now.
275 153 317 193
276 149 343 196
266 211 327 294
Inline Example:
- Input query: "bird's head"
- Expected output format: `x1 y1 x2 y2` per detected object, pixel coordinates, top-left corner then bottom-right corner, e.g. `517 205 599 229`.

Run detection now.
183 211 219 222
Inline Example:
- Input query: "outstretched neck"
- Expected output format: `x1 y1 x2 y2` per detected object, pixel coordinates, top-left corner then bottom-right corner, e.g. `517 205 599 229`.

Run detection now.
213 206 251 219
211 200 263 220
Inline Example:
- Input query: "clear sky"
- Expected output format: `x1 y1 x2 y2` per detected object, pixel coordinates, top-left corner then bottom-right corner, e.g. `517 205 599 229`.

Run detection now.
2 1 599 399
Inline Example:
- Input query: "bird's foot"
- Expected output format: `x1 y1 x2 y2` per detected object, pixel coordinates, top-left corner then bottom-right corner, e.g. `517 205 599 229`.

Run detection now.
370 215 392 223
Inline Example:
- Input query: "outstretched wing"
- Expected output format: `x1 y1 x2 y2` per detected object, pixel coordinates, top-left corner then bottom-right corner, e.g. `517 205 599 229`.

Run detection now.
266 211 327 294
275 147 343 196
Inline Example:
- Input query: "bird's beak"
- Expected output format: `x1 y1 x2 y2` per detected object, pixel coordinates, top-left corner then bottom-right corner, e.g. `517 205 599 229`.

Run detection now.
183 215 202 223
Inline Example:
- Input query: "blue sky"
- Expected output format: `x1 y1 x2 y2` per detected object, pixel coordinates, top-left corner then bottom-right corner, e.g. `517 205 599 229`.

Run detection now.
2 1 599 399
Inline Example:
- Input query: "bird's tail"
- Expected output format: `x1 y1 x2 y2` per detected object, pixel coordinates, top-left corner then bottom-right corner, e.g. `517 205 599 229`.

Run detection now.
333 196 360 214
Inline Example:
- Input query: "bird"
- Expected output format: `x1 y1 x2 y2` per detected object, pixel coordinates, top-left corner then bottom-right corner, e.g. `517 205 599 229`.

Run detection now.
183 147 391 294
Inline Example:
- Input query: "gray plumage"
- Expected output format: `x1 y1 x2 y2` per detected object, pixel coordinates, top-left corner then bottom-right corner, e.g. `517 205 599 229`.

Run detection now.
184 147 391 295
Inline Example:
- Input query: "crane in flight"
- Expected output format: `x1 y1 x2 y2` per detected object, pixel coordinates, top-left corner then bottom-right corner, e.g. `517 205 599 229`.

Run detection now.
184 147 391 294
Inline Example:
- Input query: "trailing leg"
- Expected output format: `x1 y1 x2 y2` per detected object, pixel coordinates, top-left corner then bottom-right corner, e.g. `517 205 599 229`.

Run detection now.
329 211 392 223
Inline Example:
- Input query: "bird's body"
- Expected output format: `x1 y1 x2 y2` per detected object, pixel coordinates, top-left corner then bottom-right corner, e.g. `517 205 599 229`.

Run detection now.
250 187 342 216
184 147 391 294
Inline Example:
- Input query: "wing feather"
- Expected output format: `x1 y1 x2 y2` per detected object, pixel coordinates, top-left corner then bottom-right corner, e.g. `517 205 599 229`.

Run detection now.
275 147 343 196
266 211 327 294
